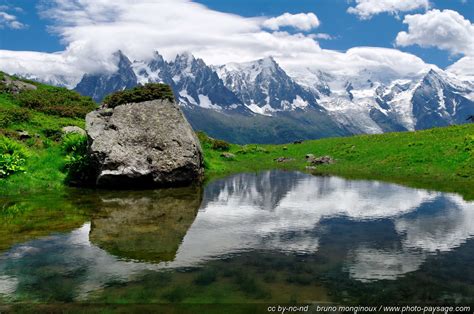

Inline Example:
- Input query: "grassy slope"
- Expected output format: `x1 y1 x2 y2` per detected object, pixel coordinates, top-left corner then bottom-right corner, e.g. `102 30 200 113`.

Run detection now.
0 76 88 195
202 124 474 200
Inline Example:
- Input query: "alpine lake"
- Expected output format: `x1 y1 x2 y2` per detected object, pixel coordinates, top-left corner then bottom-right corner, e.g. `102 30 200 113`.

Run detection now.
1 170 474 312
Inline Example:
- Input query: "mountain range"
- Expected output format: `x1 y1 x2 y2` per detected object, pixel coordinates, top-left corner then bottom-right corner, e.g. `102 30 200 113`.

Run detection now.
39 50 474 143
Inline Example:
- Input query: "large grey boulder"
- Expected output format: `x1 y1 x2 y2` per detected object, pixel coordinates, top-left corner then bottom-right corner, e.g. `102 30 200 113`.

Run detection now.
86 99 203 188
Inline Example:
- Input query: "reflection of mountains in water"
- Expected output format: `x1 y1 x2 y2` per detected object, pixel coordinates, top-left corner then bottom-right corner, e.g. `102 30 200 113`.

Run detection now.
202 171 308 211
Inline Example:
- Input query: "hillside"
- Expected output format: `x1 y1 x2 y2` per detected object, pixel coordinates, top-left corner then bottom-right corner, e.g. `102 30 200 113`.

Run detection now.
1 72 473 200
0 72 95 194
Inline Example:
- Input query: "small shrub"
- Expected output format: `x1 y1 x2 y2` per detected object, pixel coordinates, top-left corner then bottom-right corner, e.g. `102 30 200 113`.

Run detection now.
211 139 230 151
103 83 175 108
16 86 96 118
196 131 231 152
0 108 31 127
236 145 268 154
61 133 86 154
8 107 31 123
0 136 28 157
0 137 28 178
463 135 474 153
196 131 213 149
62 133 94 185
43 128 63 141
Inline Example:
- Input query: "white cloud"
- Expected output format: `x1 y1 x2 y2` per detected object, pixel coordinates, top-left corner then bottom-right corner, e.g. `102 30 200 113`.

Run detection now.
262 12 320 31
396 9 474 56
347 0 430 20
0 10 27 29
283 47 430 80
310 33 333 40
0 50 81 86
0 0 433 85
447 56 474 79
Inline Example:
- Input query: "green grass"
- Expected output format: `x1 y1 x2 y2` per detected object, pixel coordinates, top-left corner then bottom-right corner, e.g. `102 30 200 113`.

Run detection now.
201 124 474 200
16 84 96 118
0 72 90 196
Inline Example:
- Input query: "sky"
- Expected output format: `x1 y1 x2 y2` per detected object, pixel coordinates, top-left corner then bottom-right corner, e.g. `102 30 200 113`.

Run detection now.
0 0 473 86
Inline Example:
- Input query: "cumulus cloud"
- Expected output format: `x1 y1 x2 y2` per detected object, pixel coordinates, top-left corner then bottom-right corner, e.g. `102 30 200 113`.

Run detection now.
396 9 474 56
0 9 27 29
262 12 320 31
0 50 83 87
283 46 431 80
347 0 430 20
447 56 474 78
0 0 432 85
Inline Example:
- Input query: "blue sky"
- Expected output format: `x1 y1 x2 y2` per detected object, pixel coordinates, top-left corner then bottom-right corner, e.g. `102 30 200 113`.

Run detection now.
1 0 472 68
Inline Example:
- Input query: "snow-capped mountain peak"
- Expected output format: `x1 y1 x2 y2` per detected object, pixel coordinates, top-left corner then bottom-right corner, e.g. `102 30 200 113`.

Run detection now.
133 51 172 85
216 57 321 115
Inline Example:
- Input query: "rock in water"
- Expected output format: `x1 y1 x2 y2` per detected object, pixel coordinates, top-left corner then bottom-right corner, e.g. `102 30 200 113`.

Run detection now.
86 99 203 188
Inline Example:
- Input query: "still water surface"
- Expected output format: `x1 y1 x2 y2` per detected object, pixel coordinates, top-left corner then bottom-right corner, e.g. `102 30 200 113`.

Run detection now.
1 171 474 304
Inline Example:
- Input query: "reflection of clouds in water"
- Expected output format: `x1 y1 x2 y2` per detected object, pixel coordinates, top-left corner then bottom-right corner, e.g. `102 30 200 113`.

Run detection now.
64 224 162 299
347 247 426 282
175 173 437 265
347 195 474 281
395 195 474 253
0 275 18 296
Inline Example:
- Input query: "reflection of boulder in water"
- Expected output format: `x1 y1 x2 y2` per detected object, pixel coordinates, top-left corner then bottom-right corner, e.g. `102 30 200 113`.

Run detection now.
89 187 202 263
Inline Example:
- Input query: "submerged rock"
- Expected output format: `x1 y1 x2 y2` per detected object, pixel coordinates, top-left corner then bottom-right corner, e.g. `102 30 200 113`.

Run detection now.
86 99 203 188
